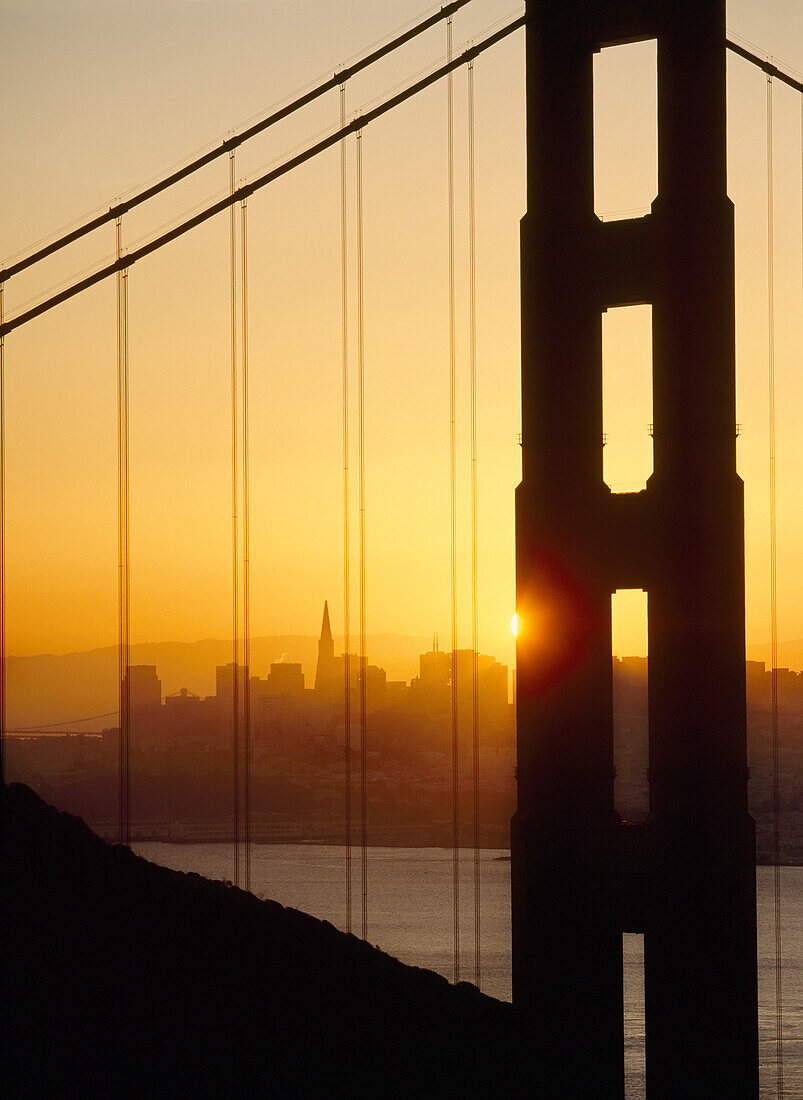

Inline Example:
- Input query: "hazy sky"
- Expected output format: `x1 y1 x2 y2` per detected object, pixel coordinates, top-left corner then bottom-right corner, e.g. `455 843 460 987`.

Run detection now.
1 0 801 671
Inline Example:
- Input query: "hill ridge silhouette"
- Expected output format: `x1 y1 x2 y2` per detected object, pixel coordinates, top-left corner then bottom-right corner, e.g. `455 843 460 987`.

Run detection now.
5 782 521 1094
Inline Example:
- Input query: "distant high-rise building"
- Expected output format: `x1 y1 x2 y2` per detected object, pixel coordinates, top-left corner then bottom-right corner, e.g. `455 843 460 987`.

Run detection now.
267 662 304 697
162 688 211 745
419 637 451 688
312 600 390 710
452 649 509 723
126 665 162 747
126 665 161 713
314 601 339 700
410 636 451 714
215 662 247 706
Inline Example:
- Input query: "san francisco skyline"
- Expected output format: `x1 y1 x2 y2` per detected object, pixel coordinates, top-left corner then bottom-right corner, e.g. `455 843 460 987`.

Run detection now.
2 0 801 673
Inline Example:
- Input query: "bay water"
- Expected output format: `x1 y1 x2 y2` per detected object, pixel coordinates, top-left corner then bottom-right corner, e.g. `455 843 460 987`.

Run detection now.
134 842 800 1097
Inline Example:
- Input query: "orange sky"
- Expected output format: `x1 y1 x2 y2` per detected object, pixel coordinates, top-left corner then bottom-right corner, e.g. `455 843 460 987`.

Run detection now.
1 0 801 672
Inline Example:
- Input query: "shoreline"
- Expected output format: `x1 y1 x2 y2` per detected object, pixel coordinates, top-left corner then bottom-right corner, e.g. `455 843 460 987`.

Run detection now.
126 831 799 866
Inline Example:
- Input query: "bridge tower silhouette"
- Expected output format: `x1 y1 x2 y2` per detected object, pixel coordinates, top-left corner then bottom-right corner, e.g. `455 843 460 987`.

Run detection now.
512 0 758 1095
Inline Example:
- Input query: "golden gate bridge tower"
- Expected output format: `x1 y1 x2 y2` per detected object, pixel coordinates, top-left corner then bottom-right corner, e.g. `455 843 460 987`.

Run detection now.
512 0 759 1095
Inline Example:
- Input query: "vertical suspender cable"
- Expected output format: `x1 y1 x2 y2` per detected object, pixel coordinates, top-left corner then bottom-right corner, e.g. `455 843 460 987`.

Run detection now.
117 223 124 843
116 216 131 847
447 13 460 985
467 58 481 990
229 149 240 889
0 282 6 782
123 262 131 846
766 75 784 1099
356 127 368 942
341 83 353 935
241 196 252 893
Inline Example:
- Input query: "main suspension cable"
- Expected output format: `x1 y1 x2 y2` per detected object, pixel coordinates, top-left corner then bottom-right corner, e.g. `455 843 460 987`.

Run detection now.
241 195 252 894
726 39 803 95
0 22 795 291
0 1 474 285
1 15 527 342
467 57 481 991
116 215 131 847
766 74 784 1099
356 127 368 942
340 83 353 936
229 149 240 889
447 14 460 986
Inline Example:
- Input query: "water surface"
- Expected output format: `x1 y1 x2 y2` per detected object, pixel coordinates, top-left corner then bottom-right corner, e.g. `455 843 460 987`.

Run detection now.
134 842 801 1098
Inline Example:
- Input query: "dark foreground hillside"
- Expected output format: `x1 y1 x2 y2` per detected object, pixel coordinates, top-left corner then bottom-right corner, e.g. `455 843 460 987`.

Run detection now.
5 783 521 1096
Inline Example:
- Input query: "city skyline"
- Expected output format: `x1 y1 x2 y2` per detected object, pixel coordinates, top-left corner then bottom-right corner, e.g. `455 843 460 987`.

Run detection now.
1 0 801 673
4 3 802 1092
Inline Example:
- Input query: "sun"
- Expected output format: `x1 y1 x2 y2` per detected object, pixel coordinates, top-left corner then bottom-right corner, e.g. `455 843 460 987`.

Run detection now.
510 613 519 638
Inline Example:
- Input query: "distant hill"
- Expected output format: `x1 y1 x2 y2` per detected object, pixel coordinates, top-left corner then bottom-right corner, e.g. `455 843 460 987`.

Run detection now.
5 782 519 1094
10 633 792 732
5 633 432 730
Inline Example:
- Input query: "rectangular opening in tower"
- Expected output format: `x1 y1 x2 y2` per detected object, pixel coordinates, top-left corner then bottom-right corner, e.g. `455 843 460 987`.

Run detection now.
623 932 646 1097
603 305 653 492
593 39 657 219
612 589 648 822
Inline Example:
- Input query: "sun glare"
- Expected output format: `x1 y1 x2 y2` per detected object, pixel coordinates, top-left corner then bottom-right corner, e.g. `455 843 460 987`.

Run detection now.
511 613 519 637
